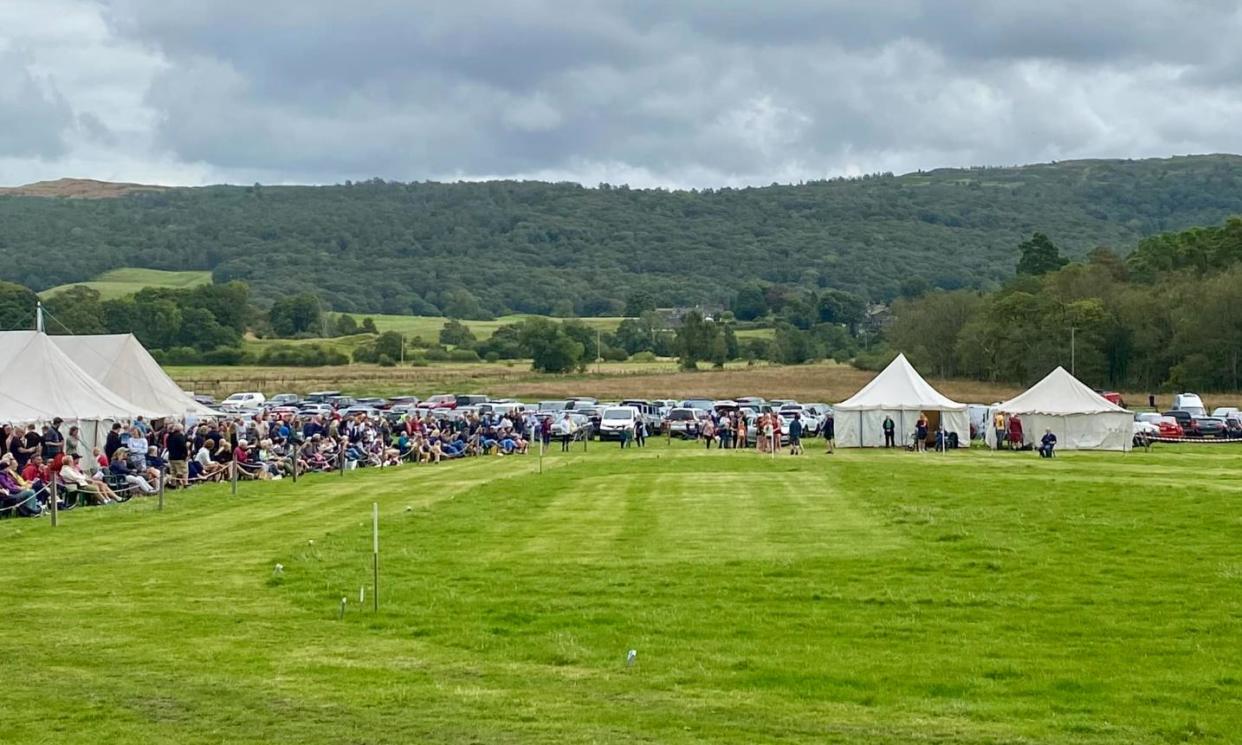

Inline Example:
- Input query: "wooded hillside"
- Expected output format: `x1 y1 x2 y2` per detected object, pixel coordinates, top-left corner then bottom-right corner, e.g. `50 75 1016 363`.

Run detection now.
3 155 1242 316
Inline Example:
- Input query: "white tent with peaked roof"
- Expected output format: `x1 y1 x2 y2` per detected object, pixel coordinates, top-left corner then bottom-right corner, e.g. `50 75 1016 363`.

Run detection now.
0 330 159 424
834 353 969 448
51 333 216 418
986 366 1132 451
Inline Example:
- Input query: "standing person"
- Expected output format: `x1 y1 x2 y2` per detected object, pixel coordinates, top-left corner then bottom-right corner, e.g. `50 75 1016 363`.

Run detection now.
716 413 730 449
788 413 803 455
540 415 553 450
42 418 64 460
993 410 1006 449
702 417 716 449
17 424 41 469
915 413 929 453
128 426 150 472
634 418 646 448
165 423 189 489
823 411 836 454
557 413 575 452
104 423 124 462
762 413 776 454
65 425 87 462
5 426 22 466
1008 414 1024 451
733 412 746 449
882 415 895 449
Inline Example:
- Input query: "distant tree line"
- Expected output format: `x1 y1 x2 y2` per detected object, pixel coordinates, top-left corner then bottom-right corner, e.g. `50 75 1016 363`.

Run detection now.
884 218 1242 391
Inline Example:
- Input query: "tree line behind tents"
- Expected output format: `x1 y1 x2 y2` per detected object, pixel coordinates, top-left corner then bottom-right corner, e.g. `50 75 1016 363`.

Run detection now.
885 218 1242 391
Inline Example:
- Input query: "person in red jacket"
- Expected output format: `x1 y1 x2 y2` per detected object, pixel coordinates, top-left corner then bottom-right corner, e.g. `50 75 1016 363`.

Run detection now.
1007 414 1024 450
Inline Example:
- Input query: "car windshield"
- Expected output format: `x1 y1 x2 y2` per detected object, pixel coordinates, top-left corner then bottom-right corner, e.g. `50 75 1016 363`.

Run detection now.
668 410 696 420
602 409 632 420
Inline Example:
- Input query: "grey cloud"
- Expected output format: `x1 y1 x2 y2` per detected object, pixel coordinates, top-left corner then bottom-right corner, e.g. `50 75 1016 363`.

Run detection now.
7 0 1242 186
0 45 77 159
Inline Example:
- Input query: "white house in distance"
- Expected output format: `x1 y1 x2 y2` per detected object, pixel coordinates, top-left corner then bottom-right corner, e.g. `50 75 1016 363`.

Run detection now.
835 353 970 448
986 366 1133 451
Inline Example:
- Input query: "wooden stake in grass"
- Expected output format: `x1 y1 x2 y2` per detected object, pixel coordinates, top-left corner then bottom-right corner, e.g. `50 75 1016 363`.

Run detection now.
230 461 238 496
372 502 380 612
158 465 166 511
49 476 58 528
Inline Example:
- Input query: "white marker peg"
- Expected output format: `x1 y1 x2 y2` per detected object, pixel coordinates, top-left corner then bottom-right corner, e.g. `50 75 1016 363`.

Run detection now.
626 649 637 667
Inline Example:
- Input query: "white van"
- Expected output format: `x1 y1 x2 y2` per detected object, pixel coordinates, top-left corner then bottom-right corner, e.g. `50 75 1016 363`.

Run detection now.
221 391 266 410
1172 393 1206 417
597 406 639 441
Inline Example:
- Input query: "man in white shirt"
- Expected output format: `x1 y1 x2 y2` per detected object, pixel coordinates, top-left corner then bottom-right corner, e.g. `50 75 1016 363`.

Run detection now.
557 413 576 452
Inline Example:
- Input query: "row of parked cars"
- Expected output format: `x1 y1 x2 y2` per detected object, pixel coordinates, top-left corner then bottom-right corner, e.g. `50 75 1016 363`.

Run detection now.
204 390 833 444
1132 392 1242 441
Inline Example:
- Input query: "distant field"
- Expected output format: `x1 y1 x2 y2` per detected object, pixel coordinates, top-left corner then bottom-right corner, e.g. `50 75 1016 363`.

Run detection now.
166 359 1035 402
163 358 1215 411
40 268 212 300
328 312 628 341
2 446 1239 742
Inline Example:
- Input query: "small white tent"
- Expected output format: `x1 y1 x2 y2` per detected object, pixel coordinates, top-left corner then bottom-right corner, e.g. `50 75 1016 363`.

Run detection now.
51 333 216 419
0 331 158 426
986 367 1133 451
835 353 970 448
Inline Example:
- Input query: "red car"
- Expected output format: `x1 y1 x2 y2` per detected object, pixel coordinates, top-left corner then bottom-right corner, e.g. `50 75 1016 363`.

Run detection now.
1153 416 1184 439
424 394 458 409
1137 413 1183 438
1098 390 1124 406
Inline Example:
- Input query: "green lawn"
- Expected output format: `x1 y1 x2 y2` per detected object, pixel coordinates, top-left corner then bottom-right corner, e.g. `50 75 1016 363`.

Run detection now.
40 268 213 300
2 445 1239 743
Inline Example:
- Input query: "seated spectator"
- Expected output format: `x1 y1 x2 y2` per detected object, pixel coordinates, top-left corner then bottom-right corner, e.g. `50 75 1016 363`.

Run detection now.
1039 429 1058 458
21 454 50 491
110 448 156 494
0 459 41 517
59 454 111 505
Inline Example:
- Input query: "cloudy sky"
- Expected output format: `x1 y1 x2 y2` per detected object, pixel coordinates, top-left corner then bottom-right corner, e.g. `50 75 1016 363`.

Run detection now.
3 0 1242 188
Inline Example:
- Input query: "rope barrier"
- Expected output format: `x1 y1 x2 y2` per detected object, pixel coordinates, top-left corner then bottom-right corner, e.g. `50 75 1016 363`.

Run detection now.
1146 435 1242 444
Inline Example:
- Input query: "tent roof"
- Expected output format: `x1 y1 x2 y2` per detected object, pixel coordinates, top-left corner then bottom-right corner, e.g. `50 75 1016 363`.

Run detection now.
50 333 216 417
996 366 1130 415
836 353 967 411
0 331 159 422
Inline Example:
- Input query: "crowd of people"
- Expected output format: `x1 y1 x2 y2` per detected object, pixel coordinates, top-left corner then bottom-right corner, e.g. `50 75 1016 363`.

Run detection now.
0 407 588 518
1 400 1013 520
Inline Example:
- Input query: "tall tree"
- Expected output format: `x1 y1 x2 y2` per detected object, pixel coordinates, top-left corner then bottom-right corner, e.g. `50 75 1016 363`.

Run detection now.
521 319 583 374
1016 232 1069 276
0 281 38 330
268 293 322 337
623 289 657 317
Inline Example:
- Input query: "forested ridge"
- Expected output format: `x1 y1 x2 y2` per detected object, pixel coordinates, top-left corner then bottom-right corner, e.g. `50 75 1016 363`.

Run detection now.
3 155 1242 316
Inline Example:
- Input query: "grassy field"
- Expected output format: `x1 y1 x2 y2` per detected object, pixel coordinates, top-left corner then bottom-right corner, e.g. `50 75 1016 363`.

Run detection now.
40 268 212 300
1 445 1239 743
328 312 627 341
